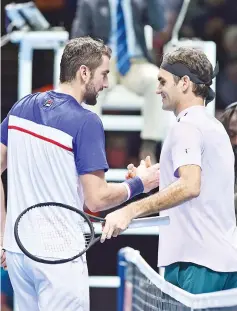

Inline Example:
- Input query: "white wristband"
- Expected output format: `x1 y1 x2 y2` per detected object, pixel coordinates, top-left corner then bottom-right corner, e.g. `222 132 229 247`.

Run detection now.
122 182 131 201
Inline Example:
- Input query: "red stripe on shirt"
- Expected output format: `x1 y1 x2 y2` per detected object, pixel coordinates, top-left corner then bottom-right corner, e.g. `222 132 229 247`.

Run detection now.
8 125 73 152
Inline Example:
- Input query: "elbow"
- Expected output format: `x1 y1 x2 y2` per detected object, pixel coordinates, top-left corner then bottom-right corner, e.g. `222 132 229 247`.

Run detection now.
85 201 99 213
84 197 103 213
188 185 201 199
83 181 110 212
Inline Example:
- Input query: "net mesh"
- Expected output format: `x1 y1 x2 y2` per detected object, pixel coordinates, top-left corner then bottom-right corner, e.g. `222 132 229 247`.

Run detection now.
121 248 237 311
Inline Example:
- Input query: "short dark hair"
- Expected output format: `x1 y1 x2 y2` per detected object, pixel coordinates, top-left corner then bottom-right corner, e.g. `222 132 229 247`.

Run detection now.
60 37 112 83
219 102 237 134
161 47 213 100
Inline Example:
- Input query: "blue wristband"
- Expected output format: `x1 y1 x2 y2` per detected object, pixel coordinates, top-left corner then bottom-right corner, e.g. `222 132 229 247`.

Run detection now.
123 176 144 200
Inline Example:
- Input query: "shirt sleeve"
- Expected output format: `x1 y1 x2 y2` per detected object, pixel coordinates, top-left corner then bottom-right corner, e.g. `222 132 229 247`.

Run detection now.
73 112 109 175
171 122 203 178
1 115 9 146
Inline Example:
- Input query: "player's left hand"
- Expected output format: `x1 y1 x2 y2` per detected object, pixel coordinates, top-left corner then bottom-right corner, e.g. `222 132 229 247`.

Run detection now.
100 207 134 243
125 156 152 179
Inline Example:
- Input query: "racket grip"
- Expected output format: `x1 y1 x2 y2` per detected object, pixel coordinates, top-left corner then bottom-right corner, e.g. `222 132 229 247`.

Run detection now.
128 216 170 228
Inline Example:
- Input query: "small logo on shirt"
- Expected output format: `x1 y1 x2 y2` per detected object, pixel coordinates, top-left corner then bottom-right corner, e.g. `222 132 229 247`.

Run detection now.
178 112 188 122
185 148 190 154
44 99 53 107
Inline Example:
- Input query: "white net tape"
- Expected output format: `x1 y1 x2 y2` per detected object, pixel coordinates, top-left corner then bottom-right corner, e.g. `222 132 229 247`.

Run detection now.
122 248 237 311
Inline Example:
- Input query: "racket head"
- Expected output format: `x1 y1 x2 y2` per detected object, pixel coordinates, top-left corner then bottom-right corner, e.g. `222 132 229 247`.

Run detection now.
14 202 96 264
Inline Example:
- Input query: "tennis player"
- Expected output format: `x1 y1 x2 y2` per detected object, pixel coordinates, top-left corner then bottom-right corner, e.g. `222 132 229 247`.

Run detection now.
0 37 160 311
101 47 237 294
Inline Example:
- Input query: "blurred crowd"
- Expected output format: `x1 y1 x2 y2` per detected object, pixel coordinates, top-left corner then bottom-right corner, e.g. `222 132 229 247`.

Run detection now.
161 0 237 109
33 0 237 110
8 0 234 111
1 0 237 310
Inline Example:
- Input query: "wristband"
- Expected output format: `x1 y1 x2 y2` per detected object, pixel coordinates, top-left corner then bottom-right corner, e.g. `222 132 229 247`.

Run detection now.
123 182 131 201
123 176 144 200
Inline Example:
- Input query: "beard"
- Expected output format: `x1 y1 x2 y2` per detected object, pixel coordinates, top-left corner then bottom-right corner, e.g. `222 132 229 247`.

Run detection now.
84 80 99 106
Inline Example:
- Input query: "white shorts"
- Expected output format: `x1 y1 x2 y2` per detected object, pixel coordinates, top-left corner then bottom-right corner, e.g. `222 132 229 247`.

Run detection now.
6 251 89 311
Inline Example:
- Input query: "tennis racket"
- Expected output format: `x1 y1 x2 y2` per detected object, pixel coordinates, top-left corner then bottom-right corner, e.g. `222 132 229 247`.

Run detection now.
14 202 170 264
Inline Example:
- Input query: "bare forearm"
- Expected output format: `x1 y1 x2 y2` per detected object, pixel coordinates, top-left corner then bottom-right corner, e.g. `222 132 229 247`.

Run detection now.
89 182 128 212
82 162 160 213
128 178 197 218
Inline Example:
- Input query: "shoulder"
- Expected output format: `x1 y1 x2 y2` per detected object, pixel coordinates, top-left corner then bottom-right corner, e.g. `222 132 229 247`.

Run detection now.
169 120 203 146
81 109 103 126
171 120 201 136
11 93 40 110
7 93 44 120
202 113 230 138
65 102 102 125
78 110 104 136
64 106 104 139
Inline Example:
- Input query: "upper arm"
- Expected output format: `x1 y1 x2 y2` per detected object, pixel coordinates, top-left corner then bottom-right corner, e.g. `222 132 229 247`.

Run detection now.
80 170 107 209
178 164 201 196
71 0 92 38
171 122 203 195
73 113 109 175
171 122 203 178
1 143 7 174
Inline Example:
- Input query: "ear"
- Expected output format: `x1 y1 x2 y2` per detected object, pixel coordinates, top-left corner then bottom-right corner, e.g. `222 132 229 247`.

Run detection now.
181 75 191 92
77 65 91 83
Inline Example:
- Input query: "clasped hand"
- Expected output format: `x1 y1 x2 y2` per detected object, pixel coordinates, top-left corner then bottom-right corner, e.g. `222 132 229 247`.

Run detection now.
101 156 160 242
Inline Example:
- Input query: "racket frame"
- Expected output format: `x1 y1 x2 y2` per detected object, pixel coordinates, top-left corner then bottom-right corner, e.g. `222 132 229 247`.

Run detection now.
14 202 97 264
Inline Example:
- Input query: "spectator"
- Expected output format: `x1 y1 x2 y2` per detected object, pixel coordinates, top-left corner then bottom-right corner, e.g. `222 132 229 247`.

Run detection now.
216 25 237 108
223 25 237 59
217 60 237 109
219 102 237 216
71 0 167 163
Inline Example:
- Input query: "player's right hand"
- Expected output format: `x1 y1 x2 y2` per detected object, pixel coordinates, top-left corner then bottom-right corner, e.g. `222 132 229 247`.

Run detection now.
136 160 160 193
125 156 152 179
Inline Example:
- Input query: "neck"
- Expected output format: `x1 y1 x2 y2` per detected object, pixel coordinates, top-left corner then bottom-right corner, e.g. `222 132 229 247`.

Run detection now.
57 82 84 104
174 96 205 116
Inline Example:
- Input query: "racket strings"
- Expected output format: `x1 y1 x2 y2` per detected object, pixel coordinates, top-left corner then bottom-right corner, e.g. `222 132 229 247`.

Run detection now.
18 205 93 258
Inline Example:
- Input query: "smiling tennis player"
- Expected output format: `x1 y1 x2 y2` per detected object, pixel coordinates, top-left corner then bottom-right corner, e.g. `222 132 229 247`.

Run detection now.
101 47 237 294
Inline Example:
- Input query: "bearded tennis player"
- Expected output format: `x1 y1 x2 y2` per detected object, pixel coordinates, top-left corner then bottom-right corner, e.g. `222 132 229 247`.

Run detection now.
0 37 160 311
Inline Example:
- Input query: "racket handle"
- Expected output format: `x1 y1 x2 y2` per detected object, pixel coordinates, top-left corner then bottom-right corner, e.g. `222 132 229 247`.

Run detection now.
128 216 170 228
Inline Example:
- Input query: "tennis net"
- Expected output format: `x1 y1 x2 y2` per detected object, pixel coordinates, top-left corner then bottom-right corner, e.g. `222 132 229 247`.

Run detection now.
117 247 237 311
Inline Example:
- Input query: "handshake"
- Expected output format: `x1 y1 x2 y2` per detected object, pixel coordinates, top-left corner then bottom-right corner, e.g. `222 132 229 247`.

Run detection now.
100 156 160 243
125 156 160 193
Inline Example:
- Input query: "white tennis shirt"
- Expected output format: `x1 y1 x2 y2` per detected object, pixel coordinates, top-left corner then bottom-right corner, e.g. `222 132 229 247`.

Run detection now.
1 91 109 258
158 105 237 272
